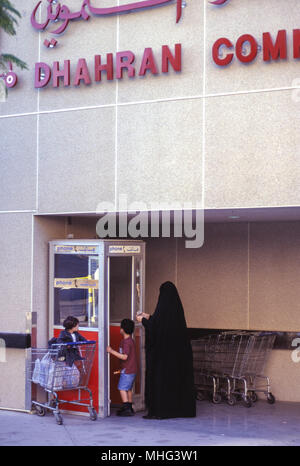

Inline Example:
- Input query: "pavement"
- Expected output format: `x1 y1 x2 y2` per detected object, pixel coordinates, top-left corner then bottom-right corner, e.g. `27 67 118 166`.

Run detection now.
0 400 300 447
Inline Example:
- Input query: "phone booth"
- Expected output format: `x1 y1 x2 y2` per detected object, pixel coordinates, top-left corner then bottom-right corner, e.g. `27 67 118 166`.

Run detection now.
49 239 146 418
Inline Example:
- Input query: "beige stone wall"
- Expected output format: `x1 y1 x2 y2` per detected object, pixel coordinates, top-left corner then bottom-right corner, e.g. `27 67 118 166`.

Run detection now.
0 349 27 410
2 0 300 213
1 0 300 408
205 91 300 209
0 213 33 409
0 0 39 117
0 213 33 334
266 350 300 403
0 214 67 409
145 222 300 331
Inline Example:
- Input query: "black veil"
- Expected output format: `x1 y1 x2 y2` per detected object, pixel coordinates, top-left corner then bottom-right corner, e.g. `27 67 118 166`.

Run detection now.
142 281 196 418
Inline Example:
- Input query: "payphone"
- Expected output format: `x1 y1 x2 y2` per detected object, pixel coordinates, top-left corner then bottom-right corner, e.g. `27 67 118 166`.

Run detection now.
49 239 146 418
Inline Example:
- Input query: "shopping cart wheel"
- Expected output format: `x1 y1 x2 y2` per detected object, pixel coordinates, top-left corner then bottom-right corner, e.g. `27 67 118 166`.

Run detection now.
267 393 275 404
212 394 222 404
54 412 63 425
242 396 252 408
34 405 46 417
89 408 98 421
227 395 237 406
249 391 258 403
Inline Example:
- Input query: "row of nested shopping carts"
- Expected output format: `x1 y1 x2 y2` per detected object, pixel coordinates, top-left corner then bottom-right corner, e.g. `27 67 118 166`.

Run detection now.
191 331 276 407
28 341 97 425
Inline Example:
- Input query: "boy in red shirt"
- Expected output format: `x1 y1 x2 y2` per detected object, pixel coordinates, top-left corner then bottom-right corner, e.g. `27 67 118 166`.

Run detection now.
107 319 137 416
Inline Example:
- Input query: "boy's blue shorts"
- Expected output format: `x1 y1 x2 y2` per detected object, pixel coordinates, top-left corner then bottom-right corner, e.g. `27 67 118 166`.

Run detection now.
118 370 136 391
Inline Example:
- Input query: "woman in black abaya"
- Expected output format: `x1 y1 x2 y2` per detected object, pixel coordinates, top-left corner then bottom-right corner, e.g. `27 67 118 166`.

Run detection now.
136 281 196 419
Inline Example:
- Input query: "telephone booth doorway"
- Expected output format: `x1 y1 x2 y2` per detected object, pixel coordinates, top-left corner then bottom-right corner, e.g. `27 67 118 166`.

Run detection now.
49 239 146 418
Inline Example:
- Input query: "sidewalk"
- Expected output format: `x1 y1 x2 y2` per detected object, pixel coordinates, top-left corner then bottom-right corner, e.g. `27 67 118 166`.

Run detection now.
0 401 300 446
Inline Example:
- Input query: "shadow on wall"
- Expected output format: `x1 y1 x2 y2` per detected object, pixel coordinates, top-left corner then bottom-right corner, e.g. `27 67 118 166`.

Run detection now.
0 339 6 362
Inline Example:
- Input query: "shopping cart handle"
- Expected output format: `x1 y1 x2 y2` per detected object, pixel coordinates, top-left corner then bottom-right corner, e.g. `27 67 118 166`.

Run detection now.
53 340 96 347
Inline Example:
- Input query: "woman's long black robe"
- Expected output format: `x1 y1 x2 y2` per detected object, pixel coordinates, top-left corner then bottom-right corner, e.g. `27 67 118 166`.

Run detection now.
142 281 196 418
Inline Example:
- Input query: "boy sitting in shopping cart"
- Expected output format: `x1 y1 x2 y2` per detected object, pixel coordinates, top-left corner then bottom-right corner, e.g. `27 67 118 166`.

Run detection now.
55 316 87 366
107 319 137 417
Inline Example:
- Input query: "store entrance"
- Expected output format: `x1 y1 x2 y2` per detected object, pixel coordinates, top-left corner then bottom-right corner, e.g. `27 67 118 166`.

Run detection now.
49 239 145 418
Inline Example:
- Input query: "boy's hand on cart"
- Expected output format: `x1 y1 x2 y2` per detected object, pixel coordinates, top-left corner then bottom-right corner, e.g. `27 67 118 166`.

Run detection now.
113 370 121 375
106 346 112 353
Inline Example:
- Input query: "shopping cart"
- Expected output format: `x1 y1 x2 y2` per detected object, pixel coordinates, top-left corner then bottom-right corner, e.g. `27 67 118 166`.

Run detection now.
220 331 256 406
227 332 276 406
192 335 225 404
192 331 276 407
29 341 97 424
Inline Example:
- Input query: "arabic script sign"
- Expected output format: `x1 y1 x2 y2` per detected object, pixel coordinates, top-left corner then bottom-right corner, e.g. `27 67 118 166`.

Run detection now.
31 0 184 37
29 0 232 50
1 0 231 90
210 0 228 4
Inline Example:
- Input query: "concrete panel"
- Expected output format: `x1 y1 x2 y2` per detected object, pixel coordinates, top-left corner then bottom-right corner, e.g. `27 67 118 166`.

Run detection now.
38 0 118 111
0 349 26 410
0 0 39 116
32 216 66 346
177 223 249 329
38 106 116 213
205 90 300 209
0 213 32 333
0 114 37 211
249 222 300 331
117 0 204 103
117 99 203 210
206 0 300 95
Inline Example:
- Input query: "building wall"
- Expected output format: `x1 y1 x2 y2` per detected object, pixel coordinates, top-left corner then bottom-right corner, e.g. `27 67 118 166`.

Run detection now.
1 0 300 409
2 0 300 214
0 213 33 409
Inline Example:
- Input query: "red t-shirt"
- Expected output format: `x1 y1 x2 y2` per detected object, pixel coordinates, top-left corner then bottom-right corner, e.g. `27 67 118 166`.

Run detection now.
119 336 137 374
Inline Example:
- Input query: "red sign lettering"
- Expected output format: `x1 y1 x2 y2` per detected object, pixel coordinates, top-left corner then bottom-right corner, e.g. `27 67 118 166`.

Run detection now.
34 44 182 88
212 37 234 66
212 29 296 66
263 30 287 61
236 34 258 63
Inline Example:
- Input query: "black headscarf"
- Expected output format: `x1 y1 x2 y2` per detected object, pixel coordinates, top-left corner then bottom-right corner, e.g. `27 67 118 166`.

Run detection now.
142 281 196 418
